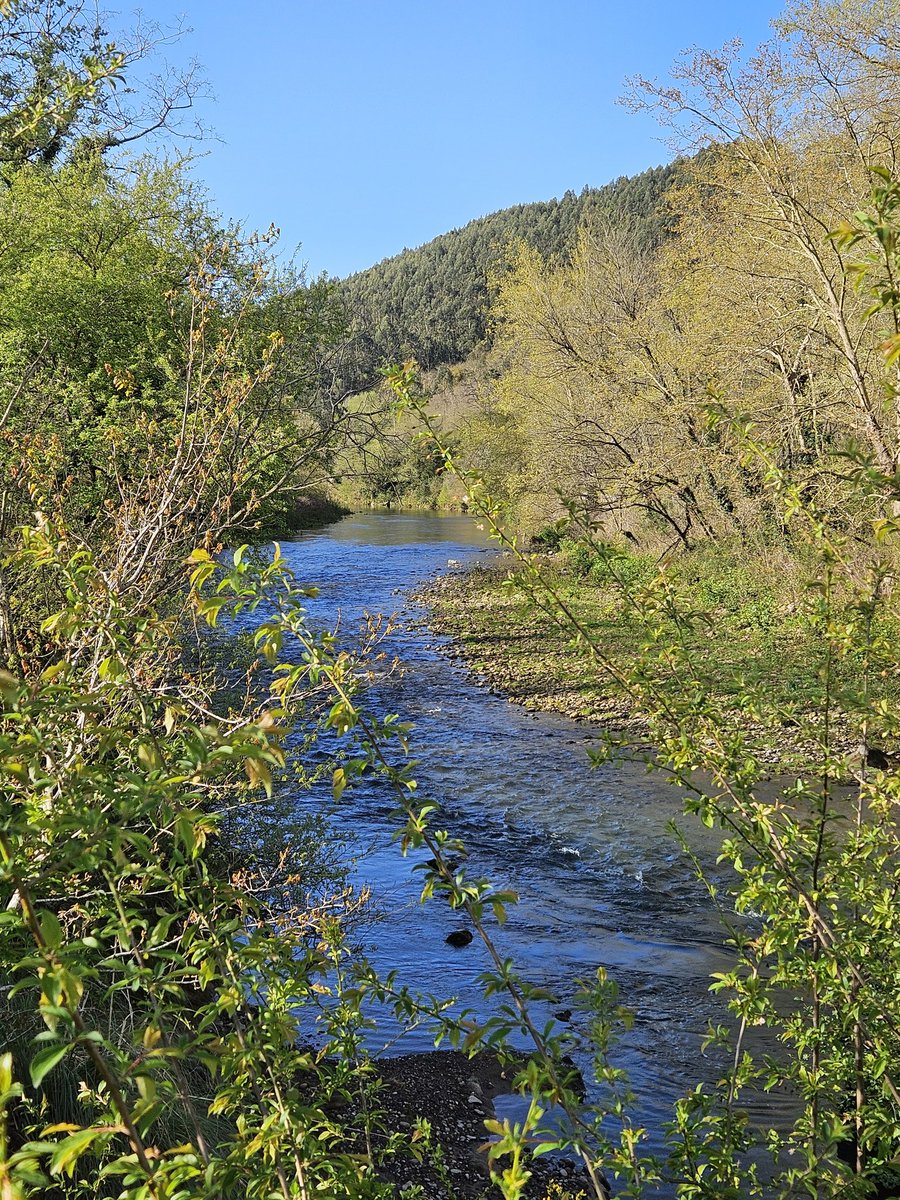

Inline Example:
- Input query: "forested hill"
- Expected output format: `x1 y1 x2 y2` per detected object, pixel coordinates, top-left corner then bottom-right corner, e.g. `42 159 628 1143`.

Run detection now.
331 161 681 395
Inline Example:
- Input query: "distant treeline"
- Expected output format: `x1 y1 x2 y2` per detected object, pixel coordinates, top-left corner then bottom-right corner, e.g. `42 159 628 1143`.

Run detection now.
328 163 681 395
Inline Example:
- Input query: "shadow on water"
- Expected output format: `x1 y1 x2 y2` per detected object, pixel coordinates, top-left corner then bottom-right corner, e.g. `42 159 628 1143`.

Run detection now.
269 512 793 1183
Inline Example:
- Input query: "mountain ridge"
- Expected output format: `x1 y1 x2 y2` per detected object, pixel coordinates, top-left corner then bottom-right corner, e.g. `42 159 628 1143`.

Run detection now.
329 160 682 395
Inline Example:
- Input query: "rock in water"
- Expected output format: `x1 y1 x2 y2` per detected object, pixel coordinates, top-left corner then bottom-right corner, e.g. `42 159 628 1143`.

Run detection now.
445 929 473 948
865 744 890 770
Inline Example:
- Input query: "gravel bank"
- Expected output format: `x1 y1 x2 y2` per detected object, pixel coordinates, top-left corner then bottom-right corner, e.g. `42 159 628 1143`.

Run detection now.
374 1049 592 1199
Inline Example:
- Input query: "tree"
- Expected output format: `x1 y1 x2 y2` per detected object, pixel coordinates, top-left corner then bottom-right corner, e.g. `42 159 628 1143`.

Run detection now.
626 0 900 476
0 0 206 176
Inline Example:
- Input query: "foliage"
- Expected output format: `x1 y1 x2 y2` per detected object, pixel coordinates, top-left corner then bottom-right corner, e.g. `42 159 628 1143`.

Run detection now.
0 1 351 666
334 385 462 510
0 523 414 1198
0 162 352 666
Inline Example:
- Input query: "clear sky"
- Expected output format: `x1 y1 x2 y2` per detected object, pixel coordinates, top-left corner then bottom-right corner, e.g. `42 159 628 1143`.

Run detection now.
138 1 784 280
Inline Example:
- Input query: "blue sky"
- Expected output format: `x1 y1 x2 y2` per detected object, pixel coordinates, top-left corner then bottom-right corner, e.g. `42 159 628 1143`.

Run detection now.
139 1 783 279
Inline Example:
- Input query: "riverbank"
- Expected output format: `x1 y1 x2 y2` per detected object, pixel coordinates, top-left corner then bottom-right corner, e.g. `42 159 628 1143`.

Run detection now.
416 560 647 736
415 551 893 769
373 1050 590 1199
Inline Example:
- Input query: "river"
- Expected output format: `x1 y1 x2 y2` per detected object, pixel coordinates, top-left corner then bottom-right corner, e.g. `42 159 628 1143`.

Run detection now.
274 511 781 1176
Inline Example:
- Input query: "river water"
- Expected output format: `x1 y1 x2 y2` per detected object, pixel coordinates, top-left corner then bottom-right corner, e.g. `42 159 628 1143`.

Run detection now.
275 511 779 1173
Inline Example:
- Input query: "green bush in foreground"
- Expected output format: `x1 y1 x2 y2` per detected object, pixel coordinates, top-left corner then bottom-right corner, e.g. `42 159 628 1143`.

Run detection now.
0 527 394 1198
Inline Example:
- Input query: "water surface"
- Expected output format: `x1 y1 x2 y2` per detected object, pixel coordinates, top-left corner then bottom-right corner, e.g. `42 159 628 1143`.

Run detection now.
275 512 783 1174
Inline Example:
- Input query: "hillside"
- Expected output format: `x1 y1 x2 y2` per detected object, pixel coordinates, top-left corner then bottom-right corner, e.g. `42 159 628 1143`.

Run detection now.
329 161 681 396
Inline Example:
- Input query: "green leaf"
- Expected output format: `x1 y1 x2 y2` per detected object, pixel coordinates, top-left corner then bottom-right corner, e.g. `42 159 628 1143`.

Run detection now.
30 1043 71 1088
0 669 20 705
39 911 63 951
49 1127 106 1176
244 756 272 794
333 766 347 801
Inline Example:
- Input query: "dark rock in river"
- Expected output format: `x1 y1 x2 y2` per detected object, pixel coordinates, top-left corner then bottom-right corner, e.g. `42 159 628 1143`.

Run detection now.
848 742 892 772
446 929 473 948
863 743 890 770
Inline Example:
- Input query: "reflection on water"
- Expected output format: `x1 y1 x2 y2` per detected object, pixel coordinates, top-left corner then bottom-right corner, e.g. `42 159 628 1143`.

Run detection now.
316 509 493 548
267 512 790 1183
